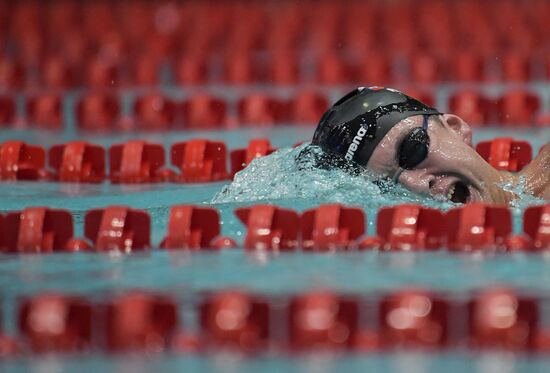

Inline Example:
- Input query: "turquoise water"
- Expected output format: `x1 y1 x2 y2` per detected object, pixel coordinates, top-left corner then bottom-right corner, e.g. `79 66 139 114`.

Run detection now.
0 126 549 372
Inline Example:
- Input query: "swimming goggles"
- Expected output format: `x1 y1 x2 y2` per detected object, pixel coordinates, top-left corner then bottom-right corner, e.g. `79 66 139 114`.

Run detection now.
393 114 430 182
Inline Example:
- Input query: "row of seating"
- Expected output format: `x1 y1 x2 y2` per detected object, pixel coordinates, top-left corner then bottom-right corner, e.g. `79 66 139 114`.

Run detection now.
0 90 548 130
2 51 549 90
1 1 547 62
0 137 539 184
0 203 548 253
0 286 549 356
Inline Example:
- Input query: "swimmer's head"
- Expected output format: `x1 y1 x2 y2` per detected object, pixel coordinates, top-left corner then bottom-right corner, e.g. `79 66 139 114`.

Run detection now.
312 87 516 204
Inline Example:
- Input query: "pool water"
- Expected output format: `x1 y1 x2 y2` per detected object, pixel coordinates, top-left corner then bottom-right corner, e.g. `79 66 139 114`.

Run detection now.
1 126 549 372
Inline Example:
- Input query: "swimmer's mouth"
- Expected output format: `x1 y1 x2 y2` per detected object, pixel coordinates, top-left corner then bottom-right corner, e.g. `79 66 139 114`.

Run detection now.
447 181 471 203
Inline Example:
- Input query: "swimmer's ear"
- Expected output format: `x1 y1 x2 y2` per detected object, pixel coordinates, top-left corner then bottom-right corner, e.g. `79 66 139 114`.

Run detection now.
441 114 473 147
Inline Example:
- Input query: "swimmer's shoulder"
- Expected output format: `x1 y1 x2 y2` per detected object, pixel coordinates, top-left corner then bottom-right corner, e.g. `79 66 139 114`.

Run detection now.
520 142 550 200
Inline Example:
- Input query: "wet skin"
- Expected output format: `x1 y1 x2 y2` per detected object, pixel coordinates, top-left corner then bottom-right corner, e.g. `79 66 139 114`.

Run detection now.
366 114 549 204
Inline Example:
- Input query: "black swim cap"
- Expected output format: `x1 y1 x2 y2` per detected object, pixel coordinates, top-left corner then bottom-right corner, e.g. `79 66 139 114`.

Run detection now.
312 87 441 168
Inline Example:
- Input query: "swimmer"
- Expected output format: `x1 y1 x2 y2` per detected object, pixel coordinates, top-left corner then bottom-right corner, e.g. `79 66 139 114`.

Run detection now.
311 87 549 204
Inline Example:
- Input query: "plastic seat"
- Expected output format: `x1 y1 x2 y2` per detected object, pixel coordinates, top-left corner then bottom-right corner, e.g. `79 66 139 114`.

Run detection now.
468 289 538 350
224 51 257 84
2 208 73 253
288 91 329 125
170 139 228 182
0 141 45 181
450 51 486 82
379 290 449 348
229 138 276 176
289 291 359 350
160 205 235 250
182 95 227 129
84 206 151 252
76 93 120 131
356 53 392 86
237 94 287 126
268 51 300 85
86 58 119 88
26 94 63 129
523 204 550 250
133 94 176 131
235 205 300 251
0 95 16 126
446 204 512 251
497 91 540 125
448 91 492 126
199 291 269 351
49 141 106 183
109 141 166 183
104 292 178 353
132 56 161 86
476 138 532 171
374 205 446 251
408 53 442 84
41 56 74 89
301 204 366 251
501 52 531 82
18 294 92 353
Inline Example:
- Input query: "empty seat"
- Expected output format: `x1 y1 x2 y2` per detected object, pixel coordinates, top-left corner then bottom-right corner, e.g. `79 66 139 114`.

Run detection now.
497 91 540 125
174 54 208 85
41 55 74 89
450 51 486 82
0 58 24 89
237 94 286 126
76 93 120 131
316 53 352 85
268 51 300 85
86 58 119 88
356 53 393 86
84 206 151 252
132 55 161 86
408 53 443 83
26 94 63 129
288 91 329 124
224 51 257 84
500 53 531 82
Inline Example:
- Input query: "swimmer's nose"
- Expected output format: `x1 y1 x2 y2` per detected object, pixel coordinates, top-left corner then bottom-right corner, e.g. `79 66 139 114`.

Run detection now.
397 169 435 195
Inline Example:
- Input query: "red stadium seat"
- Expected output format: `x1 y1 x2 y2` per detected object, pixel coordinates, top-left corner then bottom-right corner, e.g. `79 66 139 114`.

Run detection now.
446 204 512 251
133 94 176 131
161 205 235 250
49 141 106 183
301 204 365 251
0 141 45 181
497 91 540 125
174 54 208 85
199 291 269 351
84 206 151 252
523 204 550 250
76 93 120 131
104 292 178 353
170 139 228 182
109 141 166 183
448 91 492 126
235 205 300 251
2 208 73 253
289 291 359 350
132 55 161 86
0 58 25 89
18 294 92 353
86 58 119 88
379 290 449 348
182 95 227 129
375 205 446 251
468 289 539 349
230 138 276 176
476 138 532 171
237 94 287 126
26 94 63 129
288 91 329 125
0 95 16 125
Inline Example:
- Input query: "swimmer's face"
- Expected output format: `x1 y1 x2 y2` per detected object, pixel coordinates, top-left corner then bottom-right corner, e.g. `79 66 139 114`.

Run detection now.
367 114 512 204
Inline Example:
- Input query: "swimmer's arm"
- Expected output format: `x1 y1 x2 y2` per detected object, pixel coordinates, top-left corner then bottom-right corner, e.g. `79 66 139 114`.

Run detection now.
520 142 550 200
